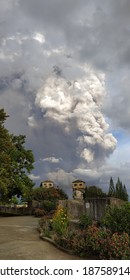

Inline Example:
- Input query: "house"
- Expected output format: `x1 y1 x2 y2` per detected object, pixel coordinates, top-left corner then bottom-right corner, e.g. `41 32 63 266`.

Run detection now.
72 179 86 200
41 180 55 188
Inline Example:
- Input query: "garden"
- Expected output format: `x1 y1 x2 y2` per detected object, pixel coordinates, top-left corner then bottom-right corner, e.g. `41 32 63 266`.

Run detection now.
38 202 130 260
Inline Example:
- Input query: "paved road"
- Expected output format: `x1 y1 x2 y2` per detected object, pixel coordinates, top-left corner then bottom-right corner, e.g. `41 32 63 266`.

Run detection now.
0 216 81 260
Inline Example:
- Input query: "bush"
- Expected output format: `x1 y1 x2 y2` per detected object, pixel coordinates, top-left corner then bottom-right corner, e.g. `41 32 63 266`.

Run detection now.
34 208 46 217
102 202 130 235
39 217 52 237
79 214 92 229
108 232 130 260
41 200 56 213
33 187 68 202
85 226 130 259
53 224 130 259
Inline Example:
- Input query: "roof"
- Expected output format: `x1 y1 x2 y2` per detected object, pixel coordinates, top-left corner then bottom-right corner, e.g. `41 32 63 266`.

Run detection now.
72 179 85 183
42 180 54 183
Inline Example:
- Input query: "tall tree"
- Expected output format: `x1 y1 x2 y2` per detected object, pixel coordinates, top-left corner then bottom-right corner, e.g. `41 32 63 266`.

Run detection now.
115 178 129 201
108 177 115 197
122 184 129 201
115 177 121 198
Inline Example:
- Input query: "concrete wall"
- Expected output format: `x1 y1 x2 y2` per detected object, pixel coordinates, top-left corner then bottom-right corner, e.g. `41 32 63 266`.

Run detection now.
58 199 85 219
0 206 32 216
86 197 125 220
58 197 124 221
85 198 110 221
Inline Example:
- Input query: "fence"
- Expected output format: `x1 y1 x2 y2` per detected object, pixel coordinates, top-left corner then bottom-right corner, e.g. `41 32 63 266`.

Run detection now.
0 205 32 216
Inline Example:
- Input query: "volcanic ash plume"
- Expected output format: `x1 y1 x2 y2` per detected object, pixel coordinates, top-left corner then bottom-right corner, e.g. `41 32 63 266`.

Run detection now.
35 70 117 165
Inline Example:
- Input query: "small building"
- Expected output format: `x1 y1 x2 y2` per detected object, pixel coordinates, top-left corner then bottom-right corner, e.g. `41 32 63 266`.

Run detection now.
72 179 86 200
41 180 55 188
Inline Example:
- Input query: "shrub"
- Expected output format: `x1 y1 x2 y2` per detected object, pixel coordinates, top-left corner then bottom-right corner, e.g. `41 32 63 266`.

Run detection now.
53 225 130 259
79 214 92 229
41 200 56 213
52 206 68 236
39 217 52 237
34 208 46 217
84 226 130 259
33 187 68 202
102 202 130 235
108 232 130 260
71 229 90 257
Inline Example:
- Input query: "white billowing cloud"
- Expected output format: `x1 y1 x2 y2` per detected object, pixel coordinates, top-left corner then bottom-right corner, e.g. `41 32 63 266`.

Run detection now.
29 174 41 181
41 156 62 163
80 148 94 163
73 167 101 180
47 169 75 187
35 67 117 164
33 32 45 44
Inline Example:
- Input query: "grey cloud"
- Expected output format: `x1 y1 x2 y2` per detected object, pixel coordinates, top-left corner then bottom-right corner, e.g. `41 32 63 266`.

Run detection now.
104 71 130 132
0 0 130 193
20 0 86 28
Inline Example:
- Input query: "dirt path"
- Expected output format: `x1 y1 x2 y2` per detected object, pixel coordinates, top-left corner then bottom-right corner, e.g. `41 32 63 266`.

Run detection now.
0 216 81 260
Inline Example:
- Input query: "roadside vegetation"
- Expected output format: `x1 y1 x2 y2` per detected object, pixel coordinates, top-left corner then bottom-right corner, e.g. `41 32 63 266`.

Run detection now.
39 201 130 260
0 108 35 205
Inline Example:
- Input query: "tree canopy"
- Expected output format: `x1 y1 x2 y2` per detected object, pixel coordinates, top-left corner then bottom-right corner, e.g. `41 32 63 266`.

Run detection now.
108 177 128 201
84 185 107 199
33 186 68 202
0 108 35 203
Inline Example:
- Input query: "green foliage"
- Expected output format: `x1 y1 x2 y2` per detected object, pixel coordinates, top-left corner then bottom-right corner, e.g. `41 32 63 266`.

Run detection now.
56 187 68 200
84 186 107 199
108 232 130 260
79 214 92 229
52 206 68 235
108 177 115 196
53 225 130 259
34 208 46 217
9 196 18 205
33 186 68 202
108 177 128 201
85 226 130 259
102 202 130 234
39 217 52 237
0 108 35 203
41 200 56 213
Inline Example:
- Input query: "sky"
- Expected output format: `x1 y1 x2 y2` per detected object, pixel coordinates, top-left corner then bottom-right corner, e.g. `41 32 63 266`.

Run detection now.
0 0 130 197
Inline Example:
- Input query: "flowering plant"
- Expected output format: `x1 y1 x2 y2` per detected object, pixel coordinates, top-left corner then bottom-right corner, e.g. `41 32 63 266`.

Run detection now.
52 206 68 235
108 232 130 259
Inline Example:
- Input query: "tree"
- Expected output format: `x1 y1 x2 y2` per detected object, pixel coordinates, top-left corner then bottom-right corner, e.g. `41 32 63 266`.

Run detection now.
0 108 35 203
115 178 128 201
122 185 129 201
108 177 129 201
33 186 68 202
0 109 14 201
32 186 68 213
84 186 107 199
108 177 115 197
115 177 121 198
8 135 34 199
102 202 130 235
